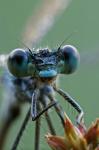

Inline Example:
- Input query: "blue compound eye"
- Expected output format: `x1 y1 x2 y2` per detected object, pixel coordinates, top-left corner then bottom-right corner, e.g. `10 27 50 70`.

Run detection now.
60 45 80 74
7 49 29 77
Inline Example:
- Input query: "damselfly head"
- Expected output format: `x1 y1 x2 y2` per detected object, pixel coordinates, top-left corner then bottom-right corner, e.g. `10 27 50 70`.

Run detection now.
7 48 58 79
7 45 80 80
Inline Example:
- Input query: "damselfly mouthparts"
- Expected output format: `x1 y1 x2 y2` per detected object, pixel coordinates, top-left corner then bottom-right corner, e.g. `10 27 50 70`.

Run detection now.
0 45 84 150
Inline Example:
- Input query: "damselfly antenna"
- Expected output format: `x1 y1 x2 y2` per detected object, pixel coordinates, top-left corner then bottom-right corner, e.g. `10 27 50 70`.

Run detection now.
57 30 77 51
17 39 36 60
17 39 32 51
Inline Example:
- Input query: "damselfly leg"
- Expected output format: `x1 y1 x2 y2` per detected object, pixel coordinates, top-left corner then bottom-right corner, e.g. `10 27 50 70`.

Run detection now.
31 89 57 121
34 118 41 150
11 107 30 150
11 100 56 150
54 86 84 125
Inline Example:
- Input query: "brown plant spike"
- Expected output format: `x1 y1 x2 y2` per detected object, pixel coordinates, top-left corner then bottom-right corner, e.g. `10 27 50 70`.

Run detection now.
46 113 99 150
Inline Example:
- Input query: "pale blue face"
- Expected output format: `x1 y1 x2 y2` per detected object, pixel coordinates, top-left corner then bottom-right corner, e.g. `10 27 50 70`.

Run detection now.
7 45 80 79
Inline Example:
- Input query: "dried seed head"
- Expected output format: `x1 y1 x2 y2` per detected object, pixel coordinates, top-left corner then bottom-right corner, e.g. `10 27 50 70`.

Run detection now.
46 113 99 150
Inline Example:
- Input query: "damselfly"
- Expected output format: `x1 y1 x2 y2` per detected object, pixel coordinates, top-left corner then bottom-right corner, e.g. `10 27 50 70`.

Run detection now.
0 43 84 150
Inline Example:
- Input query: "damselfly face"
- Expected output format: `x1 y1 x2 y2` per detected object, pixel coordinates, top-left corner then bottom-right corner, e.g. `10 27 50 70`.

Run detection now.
7 45 80 82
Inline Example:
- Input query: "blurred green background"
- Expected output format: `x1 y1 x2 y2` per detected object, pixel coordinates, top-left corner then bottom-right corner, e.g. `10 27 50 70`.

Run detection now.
0 0 99 149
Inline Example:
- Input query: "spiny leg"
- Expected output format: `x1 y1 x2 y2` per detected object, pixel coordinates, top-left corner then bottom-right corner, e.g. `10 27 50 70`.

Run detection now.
39 85 65 128
54 87 84 125
31 87 65 149
11 94 56 150
44 112 56 135
11 107 30 150
48 95 65 127
34 118 41 150
31 90 57 121
31 93 56 150
31 90 38 120
41 97 56 135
